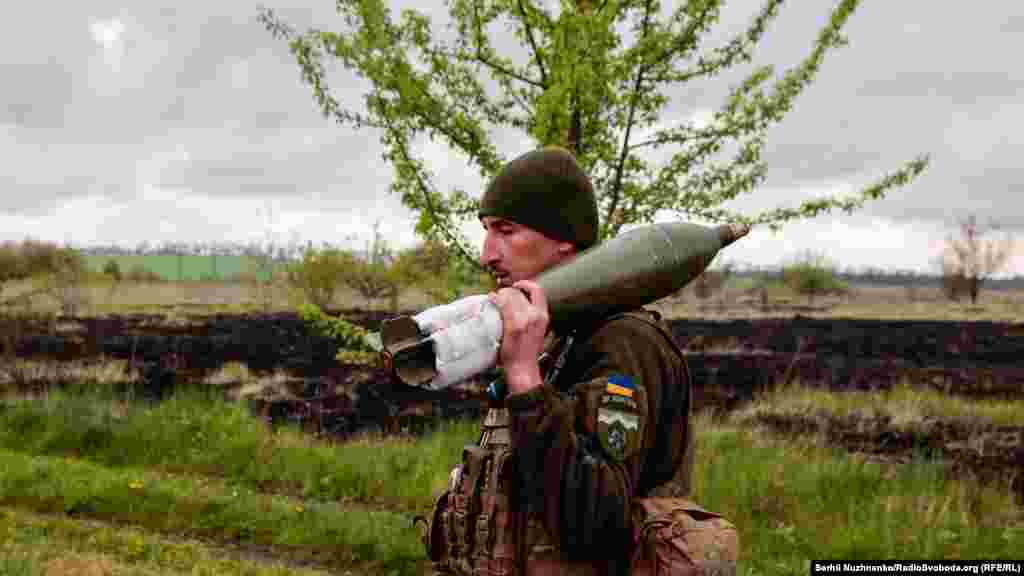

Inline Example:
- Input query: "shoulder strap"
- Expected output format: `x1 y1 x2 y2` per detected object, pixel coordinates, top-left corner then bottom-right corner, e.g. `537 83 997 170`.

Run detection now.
546 309 685 391
605 309 686 363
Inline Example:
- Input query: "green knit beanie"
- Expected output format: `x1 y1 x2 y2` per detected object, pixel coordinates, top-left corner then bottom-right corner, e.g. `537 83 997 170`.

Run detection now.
478 147 599 251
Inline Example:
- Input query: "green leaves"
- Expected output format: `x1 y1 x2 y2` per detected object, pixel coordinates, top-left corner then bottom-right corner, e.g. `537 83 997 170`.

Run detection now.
261 0 927 263
298 303 379 365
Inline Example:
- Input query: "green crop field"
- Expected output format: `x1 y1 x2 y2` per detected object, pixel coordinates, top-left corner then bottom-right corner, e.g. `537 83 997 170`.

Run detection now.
83 254 286 282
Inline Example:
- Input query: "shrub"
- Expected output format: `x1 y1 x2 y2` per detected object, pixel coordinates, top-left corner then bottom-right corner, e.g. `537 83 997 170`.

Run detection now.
939 215 1015 304
0 243 25 294
392 239 493 304
939 270 972 303
0 239 77 282
298 302 378 365
48 257 88 316
342 259 404 311
124 265 164 283
284 247 353 309
0 239 89 314
102 259 122 281
781 252 848 305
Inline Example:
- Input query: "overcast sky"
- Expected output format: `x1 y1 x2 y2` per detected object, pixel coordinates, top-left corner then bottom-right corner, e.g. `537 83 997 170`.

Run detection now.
2 1 1022 277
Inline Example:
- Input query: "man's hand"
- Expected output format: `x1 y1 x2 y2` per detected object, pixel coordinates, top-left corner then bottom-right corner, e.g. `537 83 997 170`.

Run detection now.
489 280 548 395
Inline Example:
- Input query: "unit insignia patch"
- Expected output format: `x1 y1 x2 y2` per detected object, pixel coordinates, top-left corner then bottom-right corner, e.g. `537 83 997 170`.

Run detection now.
598 374 642 460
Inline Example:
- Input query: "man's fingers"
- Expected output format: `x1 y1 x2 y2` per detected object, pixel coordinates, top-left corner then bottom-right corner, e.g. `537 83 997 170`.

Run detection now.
512 280 547 311
489 286 546 335
516 286 532 303
491 286 530 309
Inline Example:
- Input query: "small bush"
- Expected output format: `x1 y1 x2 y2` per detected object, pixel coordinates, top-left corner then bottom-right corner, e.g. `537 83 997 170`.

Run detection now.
0 239 89 314
1 239 80 285
781 252 848 305
101 259 122 281
938 215 1015 304
392 239 493 304
284 248 353 309
298 303 378 365
343 259 404 310
0 243 24 285
123 265 164 283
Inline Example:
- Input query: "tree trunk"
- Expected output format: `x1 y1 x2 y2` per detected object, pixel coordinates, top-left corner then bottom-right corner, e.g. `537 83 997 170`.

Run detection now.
564 0 592 155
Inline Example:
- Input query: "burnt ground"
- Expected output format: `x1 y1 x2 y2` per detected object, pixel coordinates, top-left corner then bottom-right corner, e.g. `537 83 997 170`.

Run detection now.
0 308 485 437
2 309 1022 497
740 411 1024 501
674 315 1024 410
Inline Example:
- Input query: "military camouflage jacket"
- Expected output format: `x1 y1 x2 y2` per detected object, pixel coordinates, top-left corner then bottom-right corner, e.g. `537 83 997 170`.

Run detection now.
505 308 694 567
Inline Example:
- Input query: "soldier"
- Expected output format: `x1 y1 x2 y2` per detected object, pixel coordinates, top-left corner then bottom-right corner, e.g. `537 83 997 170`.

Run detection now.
425 147 695 575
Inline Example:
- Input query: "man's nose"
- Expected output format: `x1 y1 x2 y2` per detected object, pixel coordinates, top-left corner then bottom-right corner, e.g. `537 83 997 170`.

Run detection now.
480 233 499 267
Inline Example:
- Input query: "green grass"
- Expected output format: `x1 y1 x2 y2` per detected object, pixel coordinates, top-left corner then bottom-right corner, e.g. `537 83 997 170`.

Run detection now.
82 254 281 282
0 386 477 512
0 547 35 576
743 378 1024 427
0 446 425 574
2 387 1020 574
0 506 334 576
694 414 1023 574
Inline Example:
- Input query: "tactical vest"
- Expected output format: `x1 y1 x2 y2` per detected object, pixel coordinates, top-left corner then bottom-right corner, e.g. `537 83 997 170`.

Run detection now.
420 310 738 576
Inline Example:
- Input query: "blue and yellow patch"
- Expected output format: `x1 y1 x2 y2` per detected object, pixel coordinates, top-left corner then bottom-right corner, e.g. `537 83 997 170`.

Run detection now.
598 374 642 461
605 374 635 398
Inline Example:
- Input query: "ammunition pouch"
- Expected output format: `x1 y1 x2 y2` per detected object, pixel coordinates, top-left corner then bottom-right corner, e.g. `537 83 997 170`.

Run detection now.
630 498 739 576
423 489 450 563
424 427 517 575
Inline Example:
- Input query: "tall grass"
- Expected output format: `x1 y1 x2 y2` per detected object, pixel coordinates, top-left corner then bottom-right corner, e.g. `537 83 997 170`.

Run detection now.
740 378 1024 427
0 385 477 511
695 415 1022 574
0 506 336 576
1 388 1020 574
0 447 427 574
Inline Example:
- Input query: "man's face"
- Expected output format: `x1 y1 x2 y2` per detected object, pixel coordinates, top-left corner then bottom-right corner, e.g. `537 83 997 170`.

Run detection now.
479 216 575 288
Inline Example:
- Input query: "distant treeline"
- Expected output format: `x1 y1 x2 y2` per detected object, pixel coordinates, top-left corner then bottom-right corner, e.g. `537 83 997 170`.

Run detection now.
726 268 1024 291
73 241 379 263
71 243 1024 290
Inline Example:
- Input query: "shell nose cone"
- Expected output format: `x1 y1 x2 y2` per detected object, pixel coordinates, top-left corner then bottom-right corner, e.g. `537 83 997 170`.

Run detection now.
718 222 752 247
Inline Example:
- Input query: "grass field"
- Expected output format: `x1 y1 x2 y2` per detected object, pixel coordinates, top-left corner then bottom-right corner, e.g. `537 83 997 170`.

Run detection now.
2 275 1022 573
0 277 439 317
80 254 281 282
0 385 1020 574
3 276 1024 322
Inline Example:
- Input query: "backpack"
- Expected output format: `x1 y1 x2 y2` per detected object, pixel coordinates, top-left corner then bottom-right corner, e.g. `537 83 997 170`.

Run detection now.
630 497 739 576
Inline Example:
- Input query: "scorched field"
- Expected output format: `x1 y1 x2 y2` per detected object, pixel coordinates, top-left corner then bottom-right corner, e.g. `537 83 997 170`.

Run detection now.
1 293 1022 574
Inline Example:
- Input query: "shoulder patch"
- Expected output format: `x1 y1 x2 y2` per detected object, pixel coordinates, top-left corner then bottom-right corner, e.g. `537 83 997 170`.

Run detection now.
598 374 643 461
606 373 635 398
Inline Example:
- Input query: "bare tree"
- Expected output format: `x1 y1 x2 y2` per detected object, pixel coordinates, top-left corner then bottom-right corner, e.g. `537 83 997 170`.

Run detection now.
940 215 1015 304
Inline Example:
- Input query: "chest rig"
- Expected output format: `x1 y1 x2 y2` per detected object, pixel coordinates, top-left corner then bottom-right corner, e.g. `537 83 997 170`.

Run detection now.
423 328 575 576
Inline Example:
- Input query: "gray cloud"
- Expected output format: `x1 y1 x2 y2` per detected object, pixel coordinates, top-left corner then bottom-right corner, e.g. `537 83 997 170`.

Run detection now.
2 0 1023 258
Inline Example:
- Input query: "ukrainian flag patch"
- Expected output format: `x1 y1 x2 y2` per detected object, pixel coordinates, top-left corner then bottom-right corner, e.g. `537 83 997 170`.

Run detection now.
606 374 635 398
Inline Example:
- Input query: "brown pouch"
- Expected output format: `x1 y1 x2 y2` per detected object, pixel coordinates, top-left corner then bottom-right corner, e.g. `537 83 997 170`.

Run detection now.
417 489 451 563
474 448 516 576
630 498 739 576
448 445 490 572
